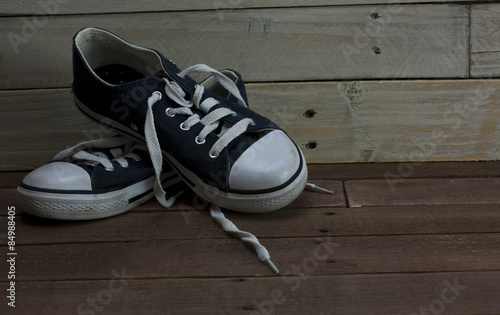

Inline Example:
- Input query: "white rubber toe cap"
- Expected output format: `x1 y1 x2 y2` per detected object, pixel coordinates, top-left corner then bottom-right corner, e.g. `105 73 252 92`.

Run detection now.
22 162 92 191
229 130 301 191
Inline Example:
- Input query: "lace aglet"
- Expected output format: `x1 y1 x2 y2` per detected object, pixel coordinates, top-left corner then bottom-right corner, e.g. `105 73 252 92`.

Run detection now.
305 183 334 195
265 258 280 274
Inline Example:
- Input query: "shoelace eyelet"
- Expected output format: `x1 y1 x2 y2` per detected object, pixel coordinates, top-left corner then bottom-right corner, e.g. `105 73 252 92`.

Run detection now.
180 122 190 131
165 108 175 117
195 136 206 145
209 150 219 159
152 91 162 99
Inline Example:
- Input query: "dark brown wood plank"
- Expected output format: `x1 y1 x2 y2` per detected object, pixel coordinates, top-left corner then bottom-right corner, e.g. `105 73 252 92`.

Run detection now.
0 171 27 188
5 233 500 281
2 272 498 314
308 161 500 180
0 188 16 214
2 204 499 245
126 179 344 212
0 179 344 217
345 178 500 207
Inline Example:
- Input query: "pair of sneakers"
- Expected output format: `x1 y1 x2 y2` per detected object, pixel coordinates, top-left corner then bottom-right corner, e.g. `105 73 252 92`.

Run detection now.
16 27 332 273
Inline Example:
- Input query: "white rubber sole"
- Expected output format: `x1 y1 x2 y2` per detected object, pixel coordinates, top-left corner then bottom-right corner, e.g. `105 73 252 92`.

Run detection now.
75 96 307 213
16 176 155 220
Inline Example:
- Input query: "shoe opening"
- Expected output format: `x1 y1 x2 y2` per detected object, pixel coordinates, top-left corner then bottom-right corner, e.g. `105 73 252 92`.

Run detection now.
75 27 163 84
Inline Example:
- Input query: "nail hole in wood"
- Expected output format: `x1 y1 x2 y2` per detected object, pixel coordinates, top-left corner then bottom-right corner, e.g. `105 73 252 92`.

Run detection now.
371 13 380 19
306 141 317 150
372 47 381 55
326 211 336 215
304 109 316 118
319 229 329 233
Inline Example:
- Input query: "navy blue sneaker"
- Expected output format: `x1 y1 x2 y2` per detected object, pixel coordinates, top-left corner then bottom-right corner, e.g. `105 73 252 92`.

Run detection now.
16 137 181 220
72 27 308 213
15 69 248 221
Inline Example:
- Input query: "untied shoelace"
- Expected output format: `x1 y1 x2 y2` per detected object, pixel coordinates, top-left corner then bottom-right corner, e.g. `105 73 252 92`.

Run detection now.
144 64 334 274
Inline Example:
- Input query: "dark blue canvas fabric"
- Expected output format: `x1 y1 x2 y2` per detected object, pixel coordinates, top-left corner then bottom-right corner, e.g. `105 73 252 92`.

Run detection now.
20 147 155 194
72 28 286 192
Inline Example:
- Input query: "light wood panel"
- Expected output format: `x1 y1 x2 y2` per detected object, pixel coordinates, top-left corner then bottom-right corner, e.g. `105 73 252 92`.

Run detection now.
0 4 468 89
0 0 480 16
1 79 500 171
471 4 500 77
253 79 500 164
0 88 115 170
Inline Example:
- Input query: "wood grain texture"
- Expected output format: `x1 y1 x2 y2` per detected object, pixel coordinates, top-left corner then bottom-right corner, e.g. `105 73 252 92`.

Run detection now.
1 203 499 245
0 0 479 16
345 178 500 207
471 4 500 53
2 166 499 314
0 3 499 314
0 188 16 213
0 4 468 89
0 172 27 188
0 88 115 171
1 272 496 315
4 233 500 280
471 51 500 78
2 78 500 170
471 4 500 77
2 161 500 188
0 178 343 217
308 161 500 180
251 80 500 164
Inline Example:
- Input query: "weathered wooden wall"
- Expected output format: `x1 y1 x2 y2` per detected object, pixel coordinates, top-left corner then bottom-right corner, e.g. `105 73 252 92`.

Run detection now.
1 1 499 170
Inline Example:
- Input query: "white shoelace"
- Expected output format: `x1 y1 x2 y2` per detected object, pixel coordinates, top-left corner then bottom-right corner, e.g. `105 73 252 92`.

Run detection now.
54 137 144 170
210 205 280 274
144 65 335 274
144 65 286 273
145 65 255 208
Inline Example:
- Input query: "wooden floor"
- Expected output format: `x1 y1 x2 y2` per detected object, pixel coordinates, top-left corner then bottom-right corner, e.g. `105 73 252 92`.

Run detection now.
0 162 499 314
1 1 500 313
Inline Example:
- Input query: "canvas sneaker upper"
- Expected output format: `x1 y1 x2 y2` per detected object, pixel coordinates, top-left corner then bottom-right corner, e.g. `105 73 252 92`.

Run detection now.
69 27 335 273
16 137 180 220
72 27 308 214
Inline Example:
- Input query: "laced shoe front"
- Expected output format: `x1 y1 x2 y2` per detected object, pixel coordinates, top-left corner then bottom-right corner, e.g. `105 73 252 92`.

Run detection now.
72 27 308 214
16 137 180 220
